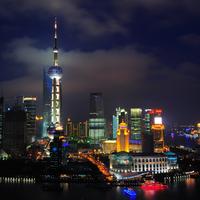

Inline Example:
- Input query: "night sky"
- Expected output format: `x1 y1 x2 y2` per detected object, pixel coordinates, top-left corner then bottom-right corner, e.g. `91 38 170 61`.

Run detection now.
1 0 200 125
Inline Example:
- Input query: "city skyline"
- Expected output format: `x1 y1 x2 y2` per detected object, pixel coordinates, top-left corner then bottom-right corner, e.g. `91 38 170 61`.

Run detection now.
0 1 200 124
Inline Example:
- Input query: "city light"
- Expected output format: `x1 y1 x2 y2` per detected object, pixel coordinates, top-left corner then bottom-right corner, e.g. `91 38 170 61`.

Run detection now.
154 116 162 125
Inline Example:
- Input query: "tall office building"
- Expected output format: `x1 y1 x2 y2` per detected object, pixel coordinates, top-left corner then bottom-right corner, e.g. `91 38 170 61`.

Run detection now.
89 93 106 144
151 109 165 153
16 96 37 144
42 68 52 137
0 97 4 149
3 107 27 157
48 18 63 129
116 121 129 152
142 109 154 153
112 107 128 139
23 96 37 144
130 108 142 141
142 109 165 153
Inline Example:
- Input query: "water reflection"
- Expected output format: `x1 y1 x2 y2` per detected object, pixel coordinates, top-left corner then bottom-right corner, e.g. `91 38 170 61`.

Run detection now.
185 178 195 190
0 178 199 200
143 190 156 200
61 183 69 192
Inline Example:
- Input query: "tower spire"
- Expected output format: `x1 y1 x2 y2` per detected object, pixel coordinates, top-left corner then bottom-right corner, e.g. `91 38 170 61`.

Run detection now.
53 17 58 66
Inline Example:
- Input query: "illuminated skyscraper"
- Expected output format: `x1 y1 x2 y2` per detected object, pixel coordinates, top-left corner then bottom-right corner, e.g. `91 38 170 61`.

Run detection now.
16 96 37 144
89 93 106 144
112 107 128 139
142 109 154 153
130 108 142 141
116 121 129 152
23 96 37 144
151 109 165 153
48 18 63 129
142 109 165 153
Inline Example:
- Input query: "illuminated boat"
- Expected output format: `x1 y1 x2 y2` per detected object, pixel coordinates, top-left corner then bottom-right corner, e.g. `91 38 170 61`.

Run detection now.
123 187 137 197
141 180 168 191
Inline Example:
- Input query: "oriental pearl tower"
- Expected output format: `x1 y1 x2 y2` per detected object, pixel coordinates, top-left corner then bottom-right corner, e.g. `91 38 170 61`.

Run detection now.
48 18 63 130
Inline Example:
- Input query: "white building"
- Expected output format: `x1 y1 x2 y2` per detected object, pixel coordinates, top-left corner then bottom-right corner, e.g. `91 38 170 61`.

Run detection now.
109 152 176 175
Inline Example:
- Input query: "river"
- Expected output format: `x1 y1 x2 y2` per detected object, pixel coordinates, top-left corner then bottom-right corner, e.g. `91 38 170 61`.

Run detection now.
0 178 199 200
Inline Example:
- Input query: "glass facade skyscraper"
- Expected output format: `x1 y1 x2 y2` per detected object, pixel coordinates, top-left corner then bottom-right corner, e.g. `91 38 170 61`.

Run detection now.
15 96 37 144
89 93 106 144
22 96 37 144
142 109 154 153
43 68 52 137
3 107 27 156
130 108 142 141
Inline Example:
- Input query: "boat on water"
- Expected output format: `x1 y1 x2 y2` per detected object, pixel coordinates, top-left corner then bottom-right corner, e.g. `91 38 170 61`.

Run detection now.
123 187 137 197
141 180 168 191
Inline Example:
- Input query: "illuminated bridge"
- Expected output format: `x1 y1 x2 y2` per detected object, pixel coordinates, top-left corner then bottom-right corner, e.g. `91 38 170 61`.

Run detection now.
79 153 113 182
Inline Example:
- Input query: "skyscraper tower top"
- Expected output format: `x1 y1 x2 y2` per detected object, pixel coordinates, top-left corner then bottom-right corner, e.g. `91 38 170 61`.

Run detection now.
53 17 58 66
48 17 63 80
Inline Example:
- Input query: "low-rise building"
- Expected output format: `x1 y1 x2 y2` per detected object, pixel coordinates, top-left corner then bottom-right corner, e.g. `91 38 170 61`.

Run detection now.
110 152 171 175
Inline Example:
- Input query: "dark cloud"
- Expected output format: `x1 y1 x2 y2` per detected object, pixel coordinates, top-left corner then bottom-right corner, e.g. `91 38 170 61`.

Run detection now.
1 0 200 123
2 36 200 123
2 37 156 95
1 0 200 37
179 34 200 46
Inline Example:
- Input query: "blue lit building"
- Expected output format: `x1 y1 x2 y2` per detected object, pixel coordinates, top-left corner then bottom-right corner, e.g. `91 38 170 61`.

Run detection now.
42 68 52 137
